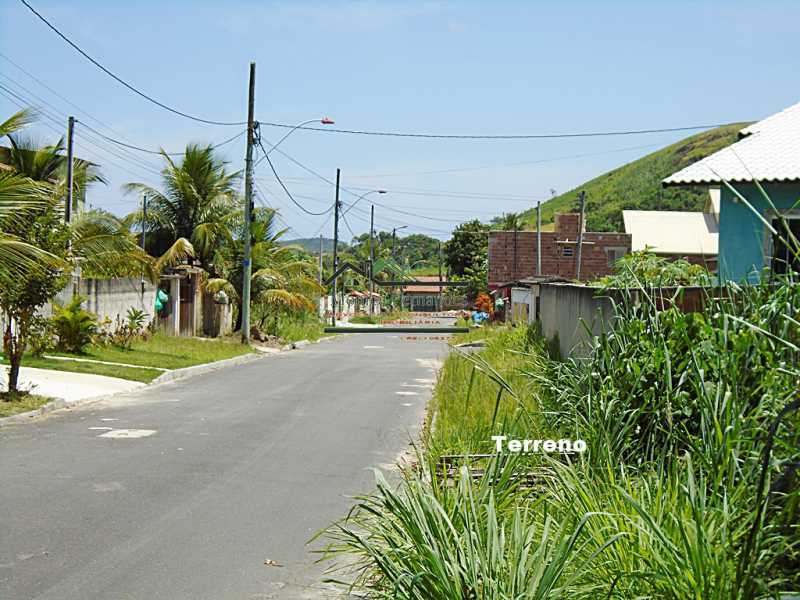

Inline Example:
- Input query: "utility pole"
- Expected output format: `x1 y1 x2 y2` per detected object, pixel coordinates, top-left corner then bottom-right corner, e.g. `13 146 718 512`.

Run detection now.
241 62 256 344
330 168 341 326
368 204 375 316
438 240 443 312
318 234 323 285
536 201 542 276
65 116 75 224
575 190 586 281
140 194 147 301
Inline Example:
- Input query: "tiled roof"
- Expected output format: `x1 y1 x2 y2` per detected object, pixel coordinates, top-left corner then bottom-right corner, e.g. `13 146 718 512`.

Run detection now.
663 101 800 186
622 210 718 255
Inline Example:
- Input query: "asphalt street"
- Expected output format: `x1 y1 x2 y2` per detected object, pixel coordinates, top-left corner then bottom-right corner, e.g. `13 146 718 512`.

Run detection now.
0 327 452 599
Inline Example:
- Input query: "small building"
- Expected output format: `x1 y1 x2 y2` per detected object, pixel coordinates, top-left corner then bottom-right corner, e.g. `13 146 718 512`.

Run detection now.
488 213 631 289
622 207 719 271
400 276 443 312
663 101 800 282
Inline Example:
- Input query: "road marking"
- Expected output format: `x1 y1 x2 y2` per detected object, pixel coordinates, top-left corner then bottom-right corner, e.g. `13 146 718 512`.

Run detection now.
395 391 419 396
414 378 435 384
93 482 124 492
100 418 119 422
402 383 429 388
88 427 113 431
401 403 413 407
97 429 157 439
363 345 383 349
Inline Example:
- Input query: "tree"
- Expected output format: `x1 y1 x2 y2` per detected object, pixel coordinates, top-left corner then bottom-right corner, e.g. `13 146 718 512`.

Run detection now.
0 110 154 395
123 144 240 276
443 219 489 277
205 207 322 333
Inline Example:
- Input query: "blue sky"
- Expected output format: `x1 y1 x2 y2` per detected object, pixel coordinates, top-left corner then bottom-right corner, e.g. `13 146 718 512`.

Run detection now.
1 0 798 241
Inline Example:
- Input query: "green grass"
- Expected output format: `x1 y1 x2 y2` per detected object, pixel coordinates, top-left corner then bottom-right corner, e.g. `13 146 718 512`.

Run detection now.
0 355 163 383
517 123 749 232
272 313 329 342
50 333 253 371
0 393 52 417
349 315 378 325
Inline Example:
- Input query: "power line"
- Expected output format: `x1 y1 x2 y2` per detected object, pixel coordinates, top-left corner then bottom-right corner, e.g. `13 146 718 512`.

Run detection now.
0 76 163 172
17 0 246 126
77 120 246 156
258 120 731 140
255 136 331 216
326 142 665 178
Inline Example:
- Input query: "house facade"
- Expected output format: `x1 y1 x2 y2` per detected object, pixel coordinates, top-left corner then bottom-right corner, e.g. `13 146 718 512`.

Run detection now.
663 101 800 282
488 212 631 288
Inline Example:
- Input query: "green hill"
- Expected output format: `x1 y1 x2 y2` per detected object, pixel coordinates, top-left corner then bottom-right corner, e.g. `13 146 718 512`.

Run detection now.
520 123 749 232
279 237 343 254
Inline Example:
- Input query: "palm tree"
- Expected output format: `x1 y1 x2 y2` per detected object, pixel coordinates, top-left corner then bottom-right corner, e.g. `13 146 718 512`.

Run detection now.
124 144 240 276
0 109 155 394
206 207 322 333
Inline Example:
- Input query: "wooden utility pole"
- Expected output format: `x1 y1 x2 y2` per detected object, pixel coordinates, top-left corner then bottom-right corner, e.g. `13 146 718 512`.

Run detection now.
575 190 586 280
438 240 443 312
536 201 542 276
140 194 147 299
65 116 75 224
241 62 256 344
330 168 341 325
368 204 375 316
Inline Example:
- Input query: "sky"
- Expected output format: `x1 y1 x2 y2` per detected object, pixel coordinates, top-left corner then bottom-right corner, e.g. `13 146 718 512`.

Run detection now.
1 0 798 242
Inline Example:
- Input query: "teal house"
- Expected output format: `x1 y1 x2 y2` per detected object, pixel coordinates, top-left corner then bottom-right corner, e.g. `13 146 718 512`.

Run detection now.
663 102 800 282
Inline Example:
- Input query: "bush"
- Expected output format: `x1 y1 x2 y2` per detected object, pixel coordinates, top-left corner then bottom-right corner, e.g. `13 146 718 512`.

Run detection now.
51 295 97 354
109 308 149 350
27 316 56 357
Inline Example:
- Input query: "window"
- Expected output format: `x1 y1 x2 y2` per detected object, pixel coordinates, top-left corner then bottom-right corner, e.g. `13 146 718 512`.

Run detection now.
561 245 574 257
770 216 800 275
605 246 627 267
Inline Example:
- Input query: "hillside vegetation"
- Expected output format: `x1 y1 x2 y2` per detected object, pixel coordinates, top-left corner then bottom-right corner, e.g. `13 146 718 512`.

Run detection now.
520 122 749 232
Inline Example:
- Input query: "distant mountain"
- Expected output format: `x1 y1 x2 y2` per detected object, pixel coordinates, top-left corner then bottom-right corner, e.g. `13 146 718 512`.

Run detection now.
518 122 750 232
279 237 344 254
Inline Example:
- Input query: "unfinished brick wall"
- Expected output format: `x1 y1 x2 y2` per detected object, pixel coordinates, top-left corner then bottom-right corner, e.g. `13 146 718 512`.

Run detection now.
488 218 631 284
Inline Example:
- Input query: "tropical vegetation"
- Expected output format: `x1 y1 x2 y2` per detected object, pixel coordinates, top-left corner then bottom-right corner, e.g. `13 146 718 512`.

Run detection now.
319 245 800 598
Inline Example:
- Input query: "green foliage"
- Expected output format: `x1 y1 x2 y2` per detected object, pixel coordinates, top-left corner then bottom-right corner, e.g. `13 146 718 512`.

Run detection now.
26 315 55 357
322 275 800 596
444 219 489 277
463 256 488 301
349 314 378 324
107 307 149 350
51 295 98 354
596 249 710 288
519 123 748 232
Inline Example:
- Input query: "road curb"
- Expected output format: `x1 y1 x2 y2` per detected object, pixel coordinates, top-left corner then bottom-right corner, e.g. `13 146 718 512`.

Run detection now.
0 334 341 427
151 352 266 385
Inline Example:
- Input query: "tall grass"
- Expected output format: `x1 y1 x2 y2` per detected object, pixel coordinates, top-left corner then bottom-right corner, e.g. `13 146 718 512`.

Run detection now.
320 265 799 596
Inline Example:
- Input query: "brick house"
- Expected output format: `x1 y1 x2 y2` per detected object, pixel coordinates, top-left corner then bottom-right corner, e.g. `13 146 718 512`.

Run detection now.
488 213 631 288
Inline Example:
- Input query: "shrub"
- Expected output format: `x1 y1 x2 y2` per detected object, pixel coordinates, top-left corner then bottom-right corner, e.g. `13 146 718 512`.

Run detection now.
110 308 149 350
26 315 56 357
474 292 493 314
51 295 97 354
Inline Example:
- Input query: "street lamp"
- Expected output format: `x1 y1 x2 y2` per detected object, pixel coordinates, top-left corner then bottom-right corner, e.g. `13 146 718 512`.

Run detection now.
343 189 386 216
256 117 334 162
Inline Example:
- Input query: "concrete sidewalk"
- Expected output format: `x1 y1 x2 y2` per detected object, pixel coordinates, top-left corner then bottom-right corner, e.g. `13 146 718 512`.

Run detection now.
0 366 144 402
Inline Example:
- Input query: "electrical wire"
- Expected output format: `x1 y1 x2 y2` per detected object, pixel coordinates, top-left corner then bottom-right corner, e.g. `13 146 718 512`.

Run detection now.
258 120 731 140
76 120 246 156
17 0 247 126
255 137 331 216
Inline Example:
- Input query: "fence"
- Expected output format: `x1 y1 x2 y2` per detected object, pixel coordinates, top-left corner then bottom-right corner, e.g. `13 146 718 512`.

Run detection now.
537 282 715 358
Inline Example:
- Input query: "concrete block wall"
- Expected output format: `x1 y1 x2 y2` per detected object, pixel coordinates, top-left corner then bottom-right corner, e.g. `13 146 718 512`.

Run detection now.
488 227 631 285
52 278 157 324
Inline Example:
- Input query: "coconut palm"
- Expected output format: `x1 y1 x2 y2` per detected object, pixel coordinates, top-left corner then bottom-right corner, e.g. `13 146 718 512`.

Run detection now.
206 207 323 332
123 144 240 276
0 109 155 395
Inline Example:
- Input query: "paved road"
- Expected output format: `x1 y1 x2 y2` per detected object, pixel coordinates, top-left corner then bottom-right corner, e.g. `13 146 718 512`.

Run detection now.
0 329 452 599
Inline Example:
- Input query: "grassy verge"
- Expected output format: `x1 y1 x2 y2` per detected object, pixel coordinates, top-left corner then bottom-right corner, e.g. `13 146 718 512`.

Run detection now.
272 313 329 342
319 281 800 597
1 356 162 383
0 393 52 417
50 333 253 371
